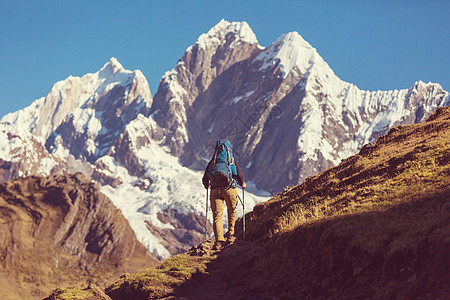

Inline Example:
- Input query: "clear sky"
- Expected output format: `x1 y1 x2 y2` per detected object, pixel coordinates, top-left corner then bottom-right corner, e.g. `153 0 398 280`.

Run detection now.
1 0 449 118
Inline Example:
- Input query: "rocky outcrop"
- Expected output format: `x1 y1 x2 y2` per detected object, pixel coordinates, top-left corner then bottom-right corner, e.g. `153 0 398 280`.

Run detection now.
0 173 157 299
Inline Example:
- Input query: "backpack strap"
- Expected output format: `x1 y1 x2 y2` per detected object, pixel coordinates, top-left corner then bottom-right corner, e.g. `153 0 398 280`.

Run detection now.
212 143 220 165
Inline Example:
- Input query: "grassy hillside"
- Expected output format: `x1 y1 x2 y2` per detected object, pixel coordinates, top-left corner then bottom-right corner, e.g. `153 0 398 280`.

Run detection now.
47 107 449 299
239 106 449 299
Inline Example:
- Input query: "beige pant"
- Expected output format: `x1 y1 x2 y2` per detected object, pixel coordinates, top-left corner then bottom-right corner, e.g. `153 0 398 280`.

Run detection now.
210 187 238 242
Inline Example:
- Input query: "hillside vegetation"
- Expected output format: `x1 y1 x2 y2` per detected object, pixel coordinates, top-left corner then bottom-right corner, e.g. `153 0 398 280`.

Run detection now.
47 107 449 299
239 106 450 299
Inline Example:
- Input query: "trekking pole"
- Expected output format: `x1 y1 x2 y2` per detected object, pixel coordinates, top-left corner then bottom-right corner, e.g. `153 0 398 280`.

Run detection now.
205 187 209 241
242 187 245 240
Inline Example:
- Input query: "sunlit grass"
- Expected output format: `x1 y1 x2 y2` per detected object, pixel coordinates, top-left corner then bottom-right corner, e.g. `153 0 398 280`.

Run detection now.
105 253 215 299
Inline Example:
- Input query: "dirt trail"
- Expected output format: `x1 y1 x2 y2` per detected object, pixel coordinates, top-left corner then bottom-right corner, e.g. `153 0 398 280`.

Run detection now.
162 238 266 300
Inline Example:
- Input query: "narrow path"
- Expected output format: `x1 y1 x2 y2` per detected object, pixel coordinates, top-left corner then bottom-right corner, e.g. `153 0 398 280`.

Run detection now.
162 239 260 300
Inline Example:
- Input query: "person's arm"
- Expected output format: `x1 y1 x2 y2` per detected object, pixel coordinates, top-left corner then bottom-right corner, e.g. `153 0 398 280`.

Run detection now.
234 161 246 188
202 161 212 189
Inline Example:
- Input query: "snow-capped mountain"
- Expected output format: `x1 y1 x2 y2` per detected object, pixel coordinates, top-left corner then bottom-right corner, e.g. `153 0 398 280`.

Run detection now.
151 21 449 192
150 19 261 156
0 19 448 258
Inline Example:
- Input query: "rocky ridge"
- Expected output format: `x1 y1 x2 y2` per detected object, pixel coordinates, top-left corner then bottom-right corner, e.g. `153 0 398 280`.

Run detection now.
0 173 157 299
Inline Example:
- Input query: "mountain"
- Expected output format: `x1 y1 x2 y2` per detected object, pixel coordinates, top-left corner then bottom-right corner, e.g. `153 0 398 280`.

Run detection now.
55 106 448 300
0 173 157 300
150 21 449 192
0 57 151 184
0 19 449 261
0 54 267 260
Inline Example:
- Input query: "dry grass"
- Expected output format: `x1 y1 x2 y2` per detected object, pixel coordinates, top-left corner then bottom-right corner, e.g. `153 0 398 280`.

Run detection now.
246 187 449 298
45 287 97 300
248 107 450 240
105 253 215 300
44 283 112 300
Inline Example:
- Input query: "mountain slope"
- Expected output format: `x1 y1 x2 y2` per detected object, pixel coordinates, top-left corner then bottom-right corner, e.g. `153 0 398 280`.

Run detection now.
1 57 152 144
0 57 152 183
236 107 450 299
0 173 157 299
150 19 261 156
0 128 59 182
93 106 449 300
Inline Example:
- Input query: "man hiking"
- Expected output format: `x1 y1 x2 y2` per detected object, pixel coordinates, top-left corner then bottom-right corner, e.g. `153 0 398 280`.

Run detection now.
202 139 246 250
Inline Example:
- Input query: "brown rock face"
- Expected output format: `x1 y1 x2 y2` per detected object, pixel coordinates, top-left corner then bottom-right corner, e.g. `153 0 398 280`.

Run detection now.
0 173 158 300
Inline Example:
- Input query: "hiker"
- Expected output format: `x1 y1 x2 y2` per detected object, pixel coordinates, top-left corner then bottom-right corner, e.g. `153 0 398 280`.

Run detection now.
202 139 246 250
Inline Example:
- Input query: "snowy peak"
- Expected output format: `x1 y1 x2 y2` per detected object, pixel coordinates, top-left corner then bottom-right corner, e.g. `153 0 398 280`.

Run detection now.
45 61 153 162
96 57 150 98
280 32 314 50
194 19 259 50
0 57 151 141
404 81 450 114
1 57 153 167
100 57 125 75
408 80 445 98
254 31 333 79
151 20 262 156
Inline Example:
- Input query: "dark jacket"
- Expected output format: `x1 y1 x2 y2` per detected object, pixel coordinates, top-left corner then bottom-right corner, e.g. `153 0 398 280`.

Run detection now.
202 159 245 189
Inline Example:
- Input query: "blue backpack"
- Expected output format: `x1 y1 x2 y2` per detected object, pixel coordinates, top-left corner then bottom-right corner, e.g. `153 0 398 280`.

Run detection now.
207 139 237 187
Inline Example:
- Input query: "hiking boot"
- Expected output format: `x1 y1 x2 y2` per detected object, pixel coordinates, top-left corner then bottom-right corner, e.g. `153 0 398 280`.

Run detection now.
224 231 234 238
226 234 236 244
213 241 225 250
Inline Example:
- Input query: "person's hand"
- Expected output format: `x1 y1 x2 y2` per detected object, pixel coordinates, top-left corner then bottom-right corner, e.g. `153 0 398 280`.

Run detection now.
242 182 247 189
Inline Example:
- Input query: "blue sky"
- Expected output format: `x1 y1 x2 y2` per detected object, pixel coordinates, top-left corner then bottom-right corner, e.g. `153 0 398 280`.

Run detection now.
1 0 449 118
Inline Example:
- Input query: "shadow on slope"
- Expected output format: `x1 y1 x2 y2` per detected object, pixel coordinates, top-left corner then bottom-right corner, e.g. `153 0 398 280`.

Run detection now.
229 189 449 299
